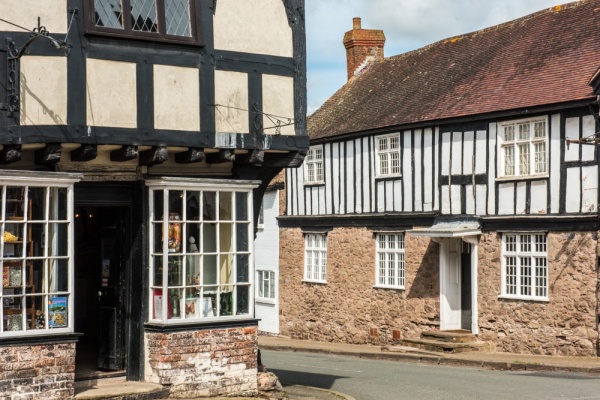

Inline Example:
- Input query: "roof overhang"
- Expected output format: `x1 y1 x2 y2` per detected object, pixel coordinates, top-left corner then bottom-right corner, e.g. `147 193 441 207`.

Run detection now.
407 219 481 238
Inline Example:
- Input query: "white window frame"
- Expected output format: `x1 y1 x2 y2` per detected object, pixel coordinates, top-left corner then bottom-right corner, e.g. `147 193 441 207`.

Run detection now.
376 133 401 178
374 232 405 289
303 233 327 283
0 173 80 337
304 146 324 184
146 178 257 324
500 232 548 301
256 269 276 304
498 117 548 179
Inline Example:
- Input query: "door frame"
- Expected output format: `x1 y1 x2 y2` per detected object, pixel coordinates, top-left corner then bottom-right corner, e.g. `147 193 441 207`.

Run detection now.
437 235 479 333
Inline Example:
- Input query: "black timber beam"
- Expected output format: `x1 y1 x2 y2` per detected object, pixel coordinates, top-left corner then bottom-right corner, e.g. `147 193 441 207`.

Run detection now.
111 145 139 162
35 144 62 166
263 151 305 168
70 144 98 162
139 146 168 167
175 148 204 164
235 149 264 166
0 145 21 164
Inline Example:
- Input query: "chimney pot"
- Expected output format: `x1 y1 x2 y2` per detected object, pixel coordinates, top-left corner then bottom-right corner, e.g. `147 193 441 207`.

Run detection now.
353 17 361 30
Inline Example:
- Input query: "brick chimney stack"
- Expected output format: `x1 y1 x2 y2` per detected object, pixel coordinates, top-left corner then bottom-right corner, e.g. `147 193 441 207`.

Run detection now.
343 17 385 80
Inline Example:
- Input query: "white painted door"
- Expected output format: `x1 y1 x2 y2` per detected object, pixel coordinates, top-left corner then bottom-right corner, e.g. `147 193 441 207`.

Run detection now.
442 239 461 330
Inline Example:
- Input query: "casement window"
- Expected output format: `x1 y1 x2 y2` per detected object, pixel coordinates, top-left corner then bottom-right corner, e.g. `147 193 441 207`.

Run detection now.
304 147 324 184
303 233 327 283
498 117 548 178
87 0 201 45
147 179 255 323
375 233 405 289
256 270 275 301
376 134 401 178
0 176 79 337
501 233 548 300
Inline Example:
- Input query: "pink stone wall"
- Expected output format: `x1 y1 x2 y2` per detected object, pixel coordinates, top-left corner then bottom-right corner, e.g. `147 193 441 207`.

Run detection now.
279 227 440 344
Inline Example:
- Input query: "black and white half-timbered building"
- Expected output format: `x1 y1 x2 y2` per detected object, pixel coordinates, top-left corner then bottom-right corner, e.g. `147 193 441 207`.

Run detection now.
0 0 306 398
280 1 600 357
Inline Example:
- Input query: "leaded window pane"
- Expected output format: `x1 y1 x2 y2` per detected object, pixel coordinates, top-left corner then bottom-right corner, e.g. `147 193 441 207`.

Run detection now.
166 0 192 37
95 0 124 29
131 0 158 32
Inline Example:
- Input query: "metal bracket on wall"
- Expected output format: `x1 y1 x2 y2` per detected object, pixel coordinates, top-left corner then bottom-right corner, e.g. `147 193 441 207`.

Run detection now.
0 38 20 116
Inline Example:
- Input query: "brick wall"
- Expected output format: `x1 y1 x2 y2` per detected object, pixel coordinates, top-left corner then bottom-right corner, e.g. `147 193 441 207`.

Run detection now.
279 227 440 344
0 341 75 399
145 325 258 398
478 231 599 356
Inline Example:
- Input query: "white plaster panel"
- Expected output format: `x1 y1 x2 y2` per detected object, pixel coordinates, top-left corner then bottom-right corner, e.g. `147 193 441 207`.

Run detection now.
86 59 136 128
515 181 527 215
20 56 67 126
262 75 295 136
487 123 497 214
463 131 474 175
581 165 598 213
441 131 451 175
566 168 581 213
154 65 199 131
413 129 423 212
465 185 475 215
475 130 487 174
325 143 333 214
387 180 398 212
450 185 461 214
582 115 596 162
393 180 403 212
377 181 385 213
423 128 433 211
297 168 305 216
564 117 580 162
215 70 248 134
498 183 515 215
0 1 67 33
433 128 440 211
353 139 362 213
441 185 450 214
332 143 341 213
529 180 547 214
451 132 462 175
346 141 354 214
475 184 487 215
361 138 371 213
403 130 412 212
550 113 561 213
213 0 293 57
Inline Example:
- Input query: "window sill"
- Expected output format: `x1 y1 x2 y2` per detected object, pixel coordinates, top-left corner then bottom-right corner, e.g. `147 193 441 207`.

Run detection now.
256 298 276 305
373 285 405 291
304 181 325 187
495 174 549 183
498 295 549 302
375 175 402 182
302 279 327 285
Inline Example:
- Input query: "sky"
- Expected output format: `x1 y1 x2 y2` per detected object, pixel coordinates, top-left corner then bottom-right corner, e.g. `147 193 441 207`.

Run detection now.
305 0 570 114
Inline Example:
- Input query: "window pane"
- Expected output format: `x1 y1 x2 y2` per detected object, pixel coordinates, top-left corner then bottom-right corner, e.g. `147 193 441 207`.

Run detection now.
186 191 201 220
503 146 514 176
95 0 124 29
235 192 248 221
203 255 217 285
29 188 46 221
153 223 164 252
48 258 69 293
220 223 232 252
167 288 182 319
236 285 249 315
49 223 69 257
236 254 249 283
220 192 233 221
518 123 530 140
203 223 216 252
504 125 514 141
166 0 192 37
48 295 68 328
203 192 217 221
220 254 234 285
518 143 529 175
49 188 68 221
131 0 158 32
28 295 45 330
29 260 44 293
534 142 546 173
152 256 163 286
236 223 248 252
152 190 164 220
6 187 24 219
168 256 183 286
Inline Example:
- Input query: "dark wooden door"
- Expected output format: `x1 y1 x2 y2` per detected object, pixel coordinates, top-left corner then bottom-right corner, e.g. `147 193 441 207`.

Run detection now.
460 243 472 331
97 213 126 370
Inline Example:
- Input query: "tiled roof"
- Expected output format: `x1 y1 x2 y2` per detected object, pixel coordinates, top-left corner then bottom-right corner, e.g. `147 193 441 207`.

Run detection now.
309 0 600 140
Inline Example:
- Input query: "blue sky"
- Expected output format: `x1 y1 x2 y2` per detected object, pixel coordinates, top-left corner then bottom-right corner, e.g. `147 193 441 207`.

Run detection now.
304 0 569 114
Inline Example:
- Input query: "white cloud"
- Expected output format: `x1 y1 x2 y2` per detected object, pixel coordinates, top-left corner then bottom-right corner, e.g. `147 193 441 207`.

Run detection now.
306 0 567 114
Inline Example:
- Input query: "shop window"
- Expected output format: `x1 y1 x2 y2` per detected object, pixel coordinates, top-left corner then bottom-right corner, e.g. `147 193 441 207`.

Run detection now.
0 181 77 336
147 180 254 323
87 0 202 45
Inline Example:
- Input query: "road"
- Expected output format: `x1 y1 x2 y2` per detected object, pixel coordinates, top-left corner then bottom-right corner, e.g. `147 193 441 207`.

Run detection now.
261 350 600 400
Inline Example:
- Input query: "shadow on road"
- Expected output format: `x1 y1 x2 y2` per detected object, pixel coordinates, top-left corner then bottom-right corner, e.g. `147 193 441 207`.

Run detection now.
268 368 350 390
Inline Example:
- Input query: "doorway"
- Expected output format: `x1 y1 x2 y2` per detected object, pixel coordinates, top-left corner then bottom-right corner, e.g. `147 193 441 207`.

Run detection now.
74 206 129 377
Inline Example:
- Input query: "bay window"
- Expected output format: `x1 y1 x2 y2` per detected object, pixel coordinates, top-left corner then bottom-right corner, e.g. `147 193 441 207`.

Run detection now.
147 179 255 323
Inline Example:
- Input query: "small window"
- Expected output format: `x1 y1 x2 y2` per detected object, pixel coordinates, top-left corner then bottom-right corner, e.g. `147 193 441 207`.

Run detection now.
501 233 548 301
376 134 401 178
375 233 405 289
498 117 548 178
147 182 254 323
257 203 264 230
87 0 201 45
304 233 327 283
304 147 324 184
256 270 275 300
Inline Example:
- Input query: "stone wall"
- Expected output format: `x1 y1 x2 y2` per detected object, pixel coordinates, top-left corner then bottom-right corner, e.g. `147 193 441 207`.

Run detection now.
0 341 75 399
145 325 258 398
478 231 599 356
279 227 440 344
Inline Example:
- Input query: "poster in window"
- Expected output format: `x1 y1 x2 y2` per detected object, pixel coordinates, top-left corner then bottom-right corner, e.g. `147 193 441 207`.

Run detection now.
48 296 68 328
